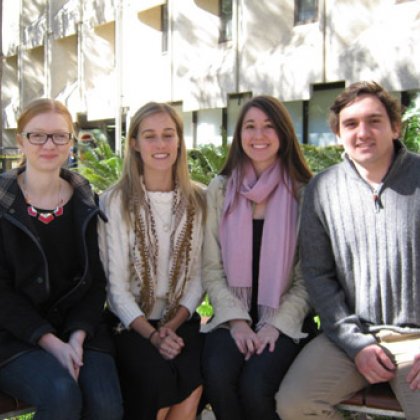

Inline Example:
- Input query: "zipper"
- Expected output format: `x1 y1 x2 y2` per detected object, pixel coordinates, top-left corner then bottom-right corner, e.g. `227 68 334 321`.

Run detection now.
371 186 383 214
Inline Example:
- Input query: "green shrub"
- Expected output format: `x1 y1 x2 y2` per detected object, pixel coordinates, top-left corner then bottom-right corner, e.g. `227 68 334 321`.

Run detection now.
76 129 123 193
402 95 420 153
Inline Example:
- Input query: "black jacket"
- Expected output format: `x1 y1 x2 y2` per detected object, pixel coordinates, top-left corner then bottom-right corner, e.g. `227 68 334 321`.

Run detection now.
0 167 113 367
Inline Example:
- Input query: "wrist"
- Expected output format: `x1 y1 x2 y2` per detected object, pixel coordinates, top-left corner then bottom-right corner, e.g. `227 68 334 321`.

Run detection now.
148 329 158 342
229 319 248 329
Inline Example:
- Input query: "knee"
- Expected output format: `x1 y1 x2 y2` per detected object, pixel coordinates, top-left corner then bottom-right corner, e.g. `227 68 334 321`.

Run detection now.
38 377 82 417
276 383 306 419
177 386 203 417
239 378 274 416
84 393 124 420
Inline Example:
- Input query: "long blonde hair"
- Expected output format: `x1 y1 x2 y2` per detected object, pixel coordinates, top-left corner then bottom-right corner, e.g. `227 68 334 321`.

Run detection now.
110 102 205 222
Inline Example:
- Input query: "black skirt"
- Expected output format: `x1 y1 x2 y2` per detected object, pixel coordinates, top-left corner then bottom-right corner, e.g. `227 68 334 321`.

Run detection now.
114 313 203 420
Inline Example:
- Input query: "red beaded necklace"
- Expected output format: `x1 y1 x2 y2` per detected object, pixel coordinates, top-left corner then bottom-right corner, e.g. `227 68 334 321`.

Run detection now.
22 176 64 224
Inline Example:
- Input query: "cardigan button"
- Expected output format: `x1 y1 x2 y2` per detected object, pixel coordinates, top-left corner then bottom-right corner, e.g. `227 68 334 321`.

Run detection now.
36 277 44 284
9 209 15 214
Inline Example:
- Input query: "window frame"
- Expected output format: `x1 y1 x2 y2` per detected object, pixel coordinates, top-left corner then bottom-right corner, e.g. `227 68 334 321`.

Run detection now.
161 4 168 53
294 0 319 26
219 0 233 43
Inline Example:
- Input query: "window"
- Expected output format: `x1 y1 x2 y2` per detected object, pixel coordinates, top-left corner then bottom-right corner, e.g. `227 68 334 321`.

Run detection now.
295 0 318 25
161 4 168 53
219 0 232 43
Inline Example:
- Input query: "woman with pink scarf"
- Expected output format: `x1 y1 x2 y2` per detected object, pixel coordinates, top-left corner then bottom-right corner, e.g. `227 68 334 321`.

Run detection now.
201 96 317 420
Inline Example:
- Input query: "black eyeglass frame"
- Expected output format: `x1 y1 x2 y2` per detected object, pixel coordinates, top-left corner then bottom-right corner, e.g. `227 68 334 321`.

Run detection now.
21 132 74 145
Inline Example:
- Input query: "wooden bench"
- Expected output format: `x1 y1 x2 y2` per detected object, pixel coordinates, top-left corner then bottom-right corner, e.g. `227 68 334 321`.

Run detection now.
337 382 405 418
0 391 33 420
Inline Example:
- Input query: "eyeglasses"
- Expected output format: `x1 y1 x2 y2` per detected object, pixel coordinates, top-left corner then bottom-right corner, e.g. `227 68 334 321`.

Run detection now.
21 132 73 145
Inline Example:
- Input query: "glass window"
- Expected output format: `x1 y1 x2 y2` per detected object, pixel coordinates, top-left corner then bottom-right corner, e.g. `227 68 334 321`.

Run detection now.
161 4 168 53
295 0 318 25
219 0 232 43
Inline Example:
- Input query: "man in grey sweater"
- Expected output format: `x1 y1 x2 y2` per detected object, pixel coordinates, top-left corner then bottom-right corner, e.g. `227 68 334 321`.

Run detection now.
277 81 420 419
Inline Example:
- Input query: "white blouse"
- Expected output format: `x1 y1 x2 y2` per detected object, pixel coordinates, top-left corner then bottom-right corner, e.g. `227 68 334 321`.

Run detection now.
98 190 204 327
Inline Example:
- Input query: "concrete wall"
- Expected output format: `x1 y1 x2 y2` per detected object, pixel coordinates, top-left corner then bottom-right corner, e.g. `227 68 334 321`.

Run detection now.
2 0 420 148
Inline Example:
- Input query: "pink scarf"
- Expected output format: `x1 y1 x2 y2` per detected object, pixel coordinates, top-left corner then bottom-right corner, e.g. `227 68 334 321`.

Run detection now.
219 161 298 309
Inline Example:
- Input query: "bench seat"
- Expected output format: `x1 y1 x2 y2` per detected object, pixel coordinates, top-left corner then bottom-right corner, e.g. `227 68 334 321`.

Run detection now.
0 391 33 420
337 382 404 418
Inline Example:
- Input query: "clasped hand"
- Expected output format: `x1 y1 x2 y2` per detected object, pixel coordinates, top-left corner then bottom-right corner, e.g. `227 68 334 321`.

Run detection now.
150 326 184 360
230 320 279 360
39 331 85 381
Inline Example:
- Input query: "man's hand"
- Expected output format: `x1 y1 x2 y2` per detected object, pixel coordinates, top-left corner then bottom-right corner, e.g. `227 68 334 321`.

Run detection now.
355 344 395 383
229 320 261 360
406 353 420 390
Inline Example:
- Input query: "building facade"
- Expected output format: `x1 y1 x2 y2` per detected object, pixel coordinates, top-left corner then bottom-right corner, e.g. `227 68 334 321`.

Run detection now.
1 0 420 152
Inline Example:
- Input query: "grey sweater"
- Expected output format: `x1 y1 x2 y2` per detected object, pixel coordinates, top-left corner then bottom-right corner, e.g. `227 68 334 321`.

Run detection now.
300 141 420 359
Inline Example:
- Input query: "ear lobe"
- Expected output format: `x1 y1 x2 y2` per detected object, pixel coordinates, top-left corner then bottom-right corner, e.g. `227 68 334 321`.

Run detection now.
16 134 24 149
392 123 401 139
130 137 139 151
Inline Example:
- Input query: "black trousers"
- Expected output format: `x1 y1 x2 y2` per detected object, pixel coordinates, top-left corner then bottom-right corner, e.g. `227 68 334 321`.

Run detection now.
202 318 317 420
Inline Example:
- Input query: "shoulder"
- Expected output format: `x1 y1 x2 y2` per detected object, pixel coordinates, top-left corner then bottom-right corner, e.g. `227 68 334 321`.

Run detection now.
60 168 97 206
99 188 123 213
207 175 227 196
0 168 20 213
306 162 345 191
402 149 420 170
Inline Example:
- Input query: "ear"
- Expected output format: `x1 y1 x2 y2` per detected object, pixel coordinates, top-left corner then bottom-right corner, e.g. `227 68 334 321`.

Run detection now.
392 123 401 140
130 137 140 152
16 133 25 151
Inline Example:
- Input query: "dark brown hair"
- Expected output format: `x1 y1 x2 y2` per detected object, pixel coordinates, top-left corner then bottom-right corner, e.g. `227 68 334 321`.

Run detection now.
329 81 402 135
221 95 312 197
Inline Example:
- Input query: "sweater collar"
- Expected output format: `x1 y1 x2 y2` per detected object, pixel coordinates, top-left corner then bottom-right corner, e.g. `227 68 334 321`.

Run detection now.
343 139 407 186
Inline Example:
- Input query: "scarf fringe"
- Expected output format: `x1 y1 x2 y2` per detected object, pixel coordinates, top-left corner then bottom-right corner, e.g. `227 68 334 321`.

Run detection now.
229 286 279 327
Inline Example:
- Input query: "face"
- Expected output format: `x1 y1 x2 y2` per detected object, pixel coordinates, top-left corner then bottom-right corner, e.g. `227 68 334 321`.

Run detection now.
18 112 73 173
131 112 179 179
338 94 400 173
241 107 280 175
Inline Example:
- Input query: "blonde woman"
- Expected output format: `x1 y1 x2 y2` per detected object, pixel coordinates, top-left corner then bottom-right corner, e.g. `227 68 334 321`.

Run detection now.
99 102 205 420
0 99 123 420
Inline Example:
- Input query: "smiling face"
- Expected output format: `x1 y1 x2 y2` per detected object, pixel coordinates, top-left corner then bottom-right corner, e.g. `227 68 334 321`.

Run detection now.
131 111 179 185
338 94 400 176
17 111 73 173
240 107 280 175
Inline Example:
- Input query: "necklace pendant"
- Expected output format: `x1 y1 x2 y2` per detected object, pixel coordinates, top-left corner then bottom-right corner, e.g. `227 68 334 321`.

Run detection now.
27 205 38 218
54 206 64 217
38 212 55 224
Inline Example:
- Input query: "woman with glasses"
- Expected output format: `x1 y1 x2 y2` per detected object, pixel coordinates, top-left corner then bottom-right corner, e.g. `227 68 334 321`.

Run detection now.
98 102 205 420
0 98 123 420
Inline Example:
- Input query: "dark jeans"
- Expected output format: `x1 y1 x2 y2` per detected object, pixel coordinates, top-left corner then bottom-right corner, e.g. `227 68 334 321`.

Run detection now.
0 349 123 420
202 327 311 420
